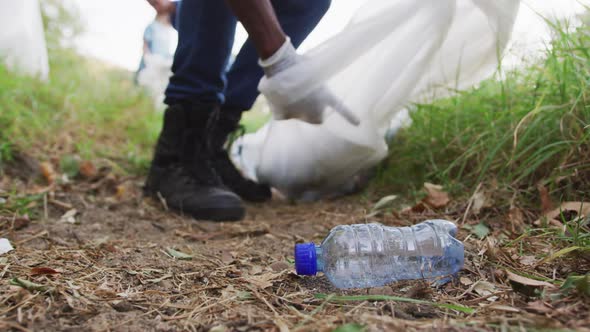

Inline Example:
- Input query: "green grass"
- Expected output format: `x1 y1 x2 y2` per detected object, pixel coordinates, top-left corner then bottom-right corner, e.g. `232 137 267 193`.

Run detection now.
376 21 590 206
239 99 272 133
1 0 266 176
0 48 160 174
0 0 159 175
315 293 475 314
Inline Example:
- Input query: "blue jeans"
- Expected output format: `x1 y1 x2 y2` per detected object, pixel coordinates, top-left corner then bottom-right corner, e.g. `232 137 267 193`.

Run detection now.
164 0 331 117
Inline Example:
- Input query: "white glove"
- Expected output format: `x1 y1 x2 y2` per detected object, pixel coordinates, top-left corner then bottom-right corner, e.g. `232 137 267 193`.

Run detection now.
259 38 360 126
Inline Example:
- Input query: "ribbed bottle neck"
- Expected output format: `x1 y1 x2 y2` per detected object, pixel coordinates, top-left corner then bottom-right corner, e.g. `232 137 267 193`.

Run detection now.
315 246 324 272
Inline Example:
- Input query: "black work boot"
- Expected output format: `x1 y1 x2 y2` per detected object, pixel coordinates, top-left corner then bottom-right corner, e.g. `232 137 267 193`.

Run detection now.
144 104 245 221
209 111 272 202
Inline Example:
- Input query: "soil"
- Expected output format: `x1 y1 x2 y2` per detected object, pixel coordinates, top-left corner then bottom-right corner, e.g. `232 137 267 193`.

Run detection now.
0 172 589 331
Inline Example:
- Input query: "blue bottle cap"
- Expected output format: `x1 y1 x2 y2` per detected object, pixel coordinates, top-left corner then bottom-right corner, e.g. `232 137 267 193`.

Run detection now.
295 243 317 276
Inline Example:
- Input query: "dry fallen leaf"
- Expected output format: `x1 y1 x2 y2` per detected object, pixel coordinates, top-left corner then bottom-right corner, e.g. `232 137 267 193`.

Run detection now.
39 162 57 184
472 280 498 301
471 190 492 215
115 184 127 200
368 195 398 217
221 285 237 300
31 267 60 276
401 202 427 214
534 201 590 226
368 286 395 296
525 300 554 314
487 304 521 313
210 325 228 332
506 271 556 288
519 255 537 266
79 161 98 179
249 265 264 275
110 300 134 312
269 261 290 273
508 207 526 233
460 277 474 286
273 318 290 332
221 251 235 265
94 289 117 299
423 183 450 209
59 209 78 224
537 184 554 213
480 237 502 262
245 271 286 290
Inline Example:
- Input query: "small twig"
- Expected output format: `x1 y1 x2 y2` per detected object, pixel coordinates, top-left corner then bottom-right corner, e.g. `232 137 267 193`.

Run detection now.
249 287 279 316
164 297 235 321
293 294 334 330
156 192 169 211
345 300 370 316
0 293 40 316
15 231 48 245
464 291 510 305
0 321 33 332
48 199 74 211
0 263 11 279
461 183 483 224
76 268 116 281
43 193 48 220
285 305 309 320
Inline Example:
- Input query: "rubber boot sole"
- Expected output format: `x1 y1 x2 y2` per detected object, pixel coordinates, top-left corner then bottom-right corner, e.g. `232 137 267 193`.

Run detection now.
143 189 245 222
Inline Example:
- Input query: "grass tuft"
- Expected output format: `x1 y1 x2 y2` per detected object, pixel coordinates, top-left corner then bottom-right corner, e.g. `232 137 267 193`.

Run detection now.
0 48 160 175
315 293 475 314
377 21 590 206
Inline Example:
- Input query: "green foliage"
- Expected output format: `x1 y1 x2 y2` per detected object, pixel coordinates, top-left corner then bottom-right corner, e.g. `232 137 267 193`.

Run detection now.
40 0 84 50
537 203 590 254
10 277 51 293
0 142 13 171
463 222 491 239
561 216 590 248
561 274 590 296
239 103 271 133
315 293 475 314
333 324 366 332
59 154 80 178
0 49 160 174
0 1 159 175
0 193 44 217
165 248 194 260
377 22 590 205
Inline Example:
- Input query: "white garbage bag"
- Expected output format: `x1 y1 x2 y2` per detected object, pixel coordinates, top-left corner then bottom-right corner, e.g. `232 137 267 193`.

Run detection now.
0 0 50 80
234 0 520 200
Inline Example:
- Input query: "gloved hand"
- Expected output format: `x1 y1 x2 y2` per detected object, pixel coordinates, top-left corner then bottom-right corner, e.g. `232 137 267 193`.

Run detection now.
259 38 360 126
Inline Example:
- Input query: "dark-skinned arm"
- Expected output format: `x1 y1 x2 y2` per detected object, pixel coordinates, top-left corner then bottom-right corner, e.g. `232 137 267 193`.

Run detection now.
225 0 359 125
225 0 287 59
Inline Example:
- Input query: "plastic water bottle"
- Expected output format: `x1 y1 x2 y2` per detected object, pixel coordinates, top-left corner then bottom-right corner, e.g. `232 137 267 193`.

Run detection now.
294 220 464 289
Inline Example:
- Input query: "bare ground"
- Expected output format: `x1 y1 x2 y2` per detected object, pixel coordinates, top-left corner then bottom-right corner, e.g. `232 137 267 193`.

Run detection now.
1 168 589 332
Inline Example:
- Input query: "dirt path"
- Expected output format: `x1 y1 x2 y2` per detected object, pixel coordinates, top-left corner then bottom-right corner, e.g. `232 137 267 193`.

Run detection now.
1 175 588 331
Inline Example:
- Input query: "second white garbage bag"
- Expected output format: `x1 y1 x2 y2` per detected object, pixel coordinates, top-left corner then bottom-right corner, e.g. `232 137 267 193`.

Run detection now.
0 0 50 80
232 0 520 201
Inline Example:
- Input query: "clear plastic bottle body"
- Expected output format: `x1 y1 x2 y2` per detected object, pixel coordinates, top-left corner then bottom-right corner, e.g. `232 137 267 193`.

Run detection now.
316 220 464 289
